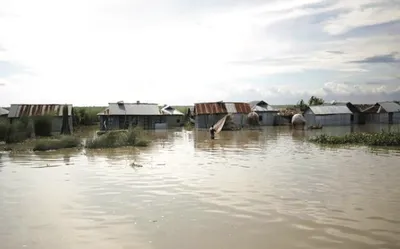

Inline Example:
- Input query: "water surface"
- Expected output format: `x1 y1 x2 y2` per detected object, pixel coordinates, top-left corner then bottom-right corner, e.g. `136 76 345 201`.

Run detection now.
1 125 400 249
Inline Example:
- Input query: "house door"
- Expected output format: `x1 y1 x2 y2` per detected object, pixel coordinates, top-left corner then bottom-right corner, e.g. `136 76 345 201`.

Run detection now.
350 114 354 123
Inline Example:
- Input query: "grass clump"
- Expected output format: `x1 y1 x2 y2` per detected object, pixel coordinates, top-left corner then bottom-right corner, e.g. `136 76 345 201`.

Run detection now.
33 136 82 151
34 115 53 137
1 119 33 143
85 127 150 149
184 121 194 131
309 131 400 146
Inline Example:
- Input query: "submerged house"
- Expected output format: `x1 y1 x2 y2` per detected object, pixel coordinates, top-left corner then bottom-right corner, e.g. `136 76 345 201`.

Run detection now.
193 101 252 129
249 100 279 126
0 107 9 117
98 101 165 130
362 102 400 124
160 105 184 128
304 105 353 126
322 101 362 124
7 104 73 134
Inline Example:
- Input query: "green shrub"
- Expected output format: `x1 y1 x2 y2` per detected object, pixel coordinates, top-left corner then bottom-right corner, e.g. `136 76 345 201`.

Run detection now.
34 115 53 137
86 127 150 149
0 119 9 141
5 120 33 143
309 131 400 146
74 107 104 126
184 121 194 131
33 136 82 151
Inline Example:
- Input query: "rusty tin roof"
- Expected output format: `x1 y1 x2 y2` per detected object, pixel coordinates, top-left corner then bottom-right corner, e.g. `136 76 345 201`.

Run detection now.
8 104 73 118
194 102 251 115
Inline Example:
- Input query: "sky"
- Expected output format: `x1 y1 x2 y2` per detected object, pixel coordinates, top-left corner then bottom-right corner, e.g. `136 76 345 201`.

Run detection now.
0 0 399 106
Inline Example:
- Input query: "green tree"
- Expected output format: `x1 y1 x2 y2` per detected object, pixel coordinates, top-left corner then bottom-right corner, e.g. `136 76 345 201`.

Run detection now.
308 96 324 106
296 99 309 112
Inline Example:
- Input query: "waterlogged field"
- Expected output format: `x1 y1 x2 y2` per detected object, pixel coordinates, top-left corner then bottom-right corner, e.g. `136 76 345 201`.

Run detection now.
1 125 400 249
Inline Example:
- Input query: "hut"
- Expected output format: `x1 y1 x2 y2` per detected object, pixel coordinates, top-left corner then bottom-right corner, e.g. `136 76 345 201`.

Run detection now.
248 100 279 126
193 101 252 129
0 107 9 117
362 101 400 124
7 104 73 134
160 105 184 128
304 105 353 126
98 101 166 130
323 101 362 124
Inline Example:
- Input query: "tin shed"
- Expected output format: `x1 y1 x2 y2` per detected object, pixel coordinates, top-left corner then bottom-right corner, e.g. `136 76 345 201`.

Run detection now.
249 100 279 126
304 105 353 126
362 102 400 124
98 101 165 130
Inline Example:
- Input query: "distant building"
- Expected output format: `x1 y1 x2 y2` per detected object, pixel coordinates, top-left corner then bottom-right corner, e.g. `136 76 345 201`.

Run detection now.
322 101 362 124
248 100 279 126
304 105 353 126
193 101 252 129
160 105 184 128
98 101 165 130
362 102 400 124
7 104 73 134
0 107 9 117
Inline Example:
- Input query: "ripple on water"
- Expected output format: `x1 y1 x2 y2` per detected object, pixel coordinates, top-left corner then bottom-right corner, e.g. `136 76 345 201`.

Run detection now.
1 126 400 249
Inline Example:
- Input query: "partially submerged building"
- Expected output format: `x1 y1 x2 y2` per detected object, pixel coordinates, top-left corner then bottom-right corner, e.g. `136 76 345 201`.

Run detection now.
304 105 353 126
0 107 9 117
248 100 279 126
362 101 400 124
7 104 73 134
98 101 165 130
193 101 252 129
160 105 184 128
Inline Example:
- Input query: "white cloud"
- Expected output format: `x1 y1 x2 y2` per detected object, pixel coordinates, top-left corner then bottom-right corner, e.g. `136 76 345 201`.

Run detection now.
0 0 399 106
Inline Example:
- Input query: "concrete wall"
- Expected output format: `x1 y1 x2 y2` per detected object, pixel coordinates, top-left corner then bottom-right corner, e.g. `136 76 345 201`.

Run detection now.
304 113 352 126
256 112 277 126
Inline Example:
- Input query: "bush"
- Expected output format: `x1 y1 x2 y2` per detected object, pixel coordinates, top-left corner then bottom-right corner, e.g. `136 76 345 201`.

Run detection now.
33 136 82 151
74 107 104 126
0 119 9 141
309 131 400 146
86 127 150 149
34 115 53 137
5 120 33 143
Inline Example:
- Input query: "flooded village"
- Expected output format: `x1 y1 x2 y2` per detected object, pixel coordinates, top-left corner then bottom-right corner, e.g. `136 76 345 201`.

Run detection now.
1 98 400 249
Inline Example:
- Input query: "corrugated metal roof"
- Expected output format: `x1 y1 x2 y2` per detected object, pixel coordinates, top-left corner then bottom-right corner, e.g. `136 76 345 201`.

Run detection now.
8 104 73 118
0 107 9 116
194 102 227 115
308 105 353 115
378 102 400 113
234 103 252 113
194 102 251 115
108 103 161 116
161 105 184 115
225 103 237 113
249 100 276 112
97 108 110 116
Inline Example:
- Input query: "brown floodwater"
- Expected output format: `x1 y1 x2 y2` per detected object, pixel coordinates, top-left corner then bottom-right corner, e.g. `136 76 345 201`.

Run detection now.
1 125 400 249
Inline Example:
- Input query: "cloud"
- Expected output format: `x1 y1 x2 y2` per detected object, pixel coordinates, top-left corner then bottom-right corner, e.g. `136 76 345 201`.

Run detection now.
0 0 399 106
349 52 400 64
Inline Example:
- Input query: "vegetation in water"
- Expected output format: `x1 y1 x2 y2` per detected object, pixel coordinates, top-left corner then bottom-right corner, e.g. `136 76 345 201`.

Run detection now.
183 121 194 131
85 127 150 149
33 136 82 151
0 118 33 143
73 106 105 126
33 115 53 137
309 131 400 146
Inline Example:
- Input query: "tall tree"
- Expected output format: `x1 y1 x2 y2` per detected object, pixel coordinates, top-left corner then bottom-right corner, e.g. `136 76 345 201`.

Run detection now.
308 96 324 106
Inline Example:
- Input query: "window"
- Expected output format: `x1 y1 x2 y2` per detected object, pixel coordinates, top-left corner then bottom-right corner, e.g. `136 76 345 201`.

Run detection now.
259 115 263 121
176 119 180 123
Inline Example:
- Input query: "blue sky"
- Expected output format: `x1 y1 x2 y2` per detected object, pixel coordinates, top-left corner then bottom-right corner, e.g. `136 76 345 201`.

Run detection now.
0 0 399 106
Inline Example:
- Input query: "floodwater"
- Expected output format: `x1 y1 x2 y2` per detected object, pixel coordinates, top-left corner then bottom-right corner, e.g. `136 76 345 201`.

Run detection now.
1 125 400 249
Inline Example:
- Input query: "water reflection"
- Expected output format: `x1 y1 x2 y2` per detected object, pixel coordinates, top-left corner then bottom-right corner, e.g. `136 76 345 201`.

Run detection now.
0 125 400 249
